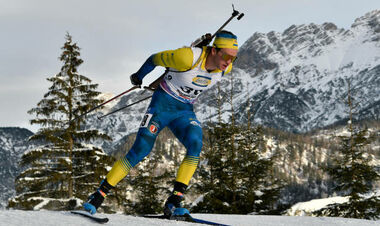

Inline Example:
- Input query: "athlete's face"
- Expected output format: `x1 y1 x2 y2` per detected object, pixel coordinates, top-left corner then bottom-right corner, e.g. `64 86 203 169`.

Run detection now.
214 48 238 71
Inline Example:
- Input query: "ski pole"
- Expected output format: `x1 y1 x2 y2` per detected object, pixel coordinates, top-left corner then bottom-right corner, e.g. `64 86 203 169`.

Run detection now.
191 4 244 47
211 4 244 39
97 94 153 120
70 85 141 123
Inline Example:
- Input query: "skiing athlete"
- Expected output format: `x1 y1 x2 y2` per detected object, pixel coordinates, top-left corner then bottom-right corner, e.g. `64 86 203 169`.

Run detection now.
84 30 238 217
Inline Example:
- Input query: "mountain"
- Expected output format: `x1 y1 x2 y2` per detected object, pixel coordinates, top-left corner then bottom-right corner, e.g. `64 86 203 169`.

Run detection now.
0 127 35 208
203 9 380 133
85 10 379 150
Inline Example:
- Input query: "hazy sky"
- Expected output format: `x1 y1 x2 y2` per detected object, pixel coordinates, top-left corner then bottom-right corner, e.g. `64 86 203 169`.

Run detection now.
0 0 379 132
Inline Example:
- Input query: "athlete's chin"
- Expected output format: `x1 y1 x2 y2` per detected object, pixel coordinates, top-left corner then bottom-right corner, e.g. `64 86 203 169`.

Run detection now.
219 65 228 71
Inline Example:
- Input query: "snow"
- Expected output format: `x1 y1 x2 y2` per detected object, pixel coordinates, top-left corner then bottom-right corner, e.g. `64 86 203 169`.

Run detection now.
0 210 379 226
286 196 350 216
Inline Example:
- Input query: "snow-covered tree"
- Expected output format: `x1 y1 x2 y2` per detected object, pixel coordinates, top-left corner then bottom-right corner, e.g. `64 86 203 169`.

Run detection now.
314 125 380 219
237 126 283 214
194 74 282 214
8 33 113 211
314 81 380 219
193 124 282 214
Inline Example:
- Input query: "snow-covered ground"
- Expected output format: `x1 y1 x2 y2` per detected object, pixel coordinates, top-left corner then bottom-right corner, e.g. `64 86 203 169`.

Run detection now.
286 196 350 216
0 210 379 226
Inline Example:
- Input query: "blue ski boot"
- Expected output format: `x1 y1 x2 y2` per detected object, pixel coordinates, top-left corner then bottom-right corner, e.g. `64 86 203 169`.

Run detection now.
83 179 114 214
164 182 188 217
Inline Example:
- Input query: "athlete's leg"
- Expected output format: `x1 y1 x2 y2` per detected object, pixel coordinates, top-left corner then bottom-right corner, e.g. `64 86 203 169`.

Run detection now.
84 89 171 214
106 110 163 186
169 115 203 186
164 114 203 216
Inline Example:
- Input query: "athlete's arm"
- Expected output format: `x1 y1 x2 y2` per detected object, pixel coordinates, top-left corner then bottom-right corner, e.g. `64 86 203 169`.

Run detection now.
134 47 194 81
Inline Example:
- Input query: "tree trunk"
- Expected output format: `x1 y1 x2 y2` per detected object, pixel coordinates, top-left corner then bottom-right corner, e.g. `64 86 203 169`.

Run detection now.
68 135 74 198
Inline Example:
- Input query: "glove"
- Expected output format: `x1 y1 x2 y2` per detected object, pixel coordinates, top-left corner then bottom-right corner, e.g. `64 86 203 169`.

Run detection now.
192 33 212 48
130 73 142 86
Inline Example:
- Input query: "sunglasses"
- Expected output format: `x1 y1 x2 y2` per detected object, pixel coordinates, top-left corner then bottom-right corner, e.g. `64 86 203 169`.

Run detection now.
219 52 237 63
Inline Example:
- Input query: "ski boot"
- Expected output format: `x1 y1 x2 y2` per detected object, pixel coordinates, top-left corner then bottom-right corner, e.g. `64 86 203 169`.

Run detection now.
164 182 188 217
83 179 114 214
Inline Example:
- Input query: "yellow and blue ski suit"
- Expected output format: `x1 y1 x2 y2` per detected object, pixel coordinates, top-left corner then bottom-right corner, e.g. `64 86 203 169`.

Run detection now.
106 46 233 187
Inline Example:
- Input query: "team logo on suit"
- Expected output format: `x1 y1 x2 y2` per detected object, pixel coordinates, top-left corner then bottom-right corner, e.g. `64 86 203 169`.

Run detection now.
192 75 211 87
149 124 158 134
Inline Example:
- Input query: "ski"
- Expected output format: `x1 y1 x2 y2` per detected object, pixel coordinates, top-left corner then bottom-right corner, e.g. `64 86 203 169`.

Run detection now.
70 210 109 224
143 214 230 226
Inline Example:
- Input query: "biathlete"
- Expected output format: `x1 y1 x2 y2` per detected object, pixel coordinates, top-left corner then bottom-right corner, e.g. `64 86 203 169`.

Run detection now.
84 30 239 217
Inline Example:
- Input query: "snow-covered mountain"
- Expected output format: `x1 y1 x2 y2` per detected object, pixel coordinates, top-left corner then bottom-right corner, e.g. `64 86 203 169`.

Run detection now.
84 10 380 149
204 9 380 133
0 127 35 208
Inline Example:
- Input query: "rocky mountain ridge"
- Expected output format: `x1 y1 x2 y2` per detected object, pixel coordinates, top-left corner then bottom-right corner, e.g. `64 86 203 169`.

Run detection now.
0 127 35 208
85 10 380 148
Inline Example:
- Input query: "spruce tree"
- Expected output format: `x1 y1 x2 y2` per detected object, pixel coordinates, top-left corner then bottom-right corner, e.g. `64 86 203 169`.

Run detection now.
238 126 283 214
314 81 380 219
194 75 282 214
8 33 113 211
193 123 240 213
193 124 282 214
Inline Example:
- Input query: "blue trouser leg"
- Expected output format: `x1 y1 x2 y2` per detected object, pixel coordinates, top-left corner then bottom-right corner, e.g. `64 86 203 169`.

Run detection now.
125 127 159 167
106 112 164 186
169 115 203 157
169 115 203 185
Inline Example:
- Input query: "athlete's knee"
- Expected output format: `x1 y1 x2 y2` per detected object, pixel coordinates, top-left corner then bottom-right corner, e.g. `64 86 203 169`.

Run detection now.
184 130 203 157
125 128 157 166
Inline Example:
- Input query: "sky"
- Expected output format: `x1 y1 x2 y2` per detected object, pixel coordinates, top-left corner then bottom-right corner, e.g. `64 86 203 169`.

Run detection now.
0 0 379 132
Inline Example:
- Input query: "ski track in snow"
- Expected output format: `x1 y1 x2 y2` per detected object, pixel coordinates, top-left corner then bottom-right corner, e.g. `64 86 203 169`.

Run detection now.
0 210 379 226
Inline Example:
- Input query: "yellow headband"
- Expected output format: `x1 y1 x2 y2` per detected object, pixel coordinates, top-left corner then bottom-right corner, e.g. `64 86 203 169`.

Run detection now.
212 33 238 50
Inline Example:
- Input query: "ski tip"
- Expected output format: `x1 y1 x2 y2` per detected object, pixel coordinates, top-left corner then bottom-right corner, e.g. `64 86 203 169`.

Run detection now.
71 210 109 224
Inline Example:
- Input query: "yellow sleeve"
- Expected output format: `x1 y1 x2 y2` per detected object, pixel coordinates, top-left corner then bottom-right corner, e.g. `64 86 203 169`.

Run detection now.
152 47 194 71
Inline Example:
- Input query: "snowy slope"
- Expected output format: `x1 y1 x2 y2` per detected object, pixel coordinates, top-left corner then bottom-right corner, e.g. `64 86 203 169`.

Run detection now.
0 210 379 226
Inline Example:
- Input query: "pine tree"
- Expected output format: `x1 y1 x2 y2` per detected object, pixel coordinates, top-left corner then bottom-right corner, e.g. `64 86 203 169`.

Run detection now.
314 81 380 219
237 126 283 214
8 33 113 211
193 123 240 213
194 75 282 214
193 124 282 214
